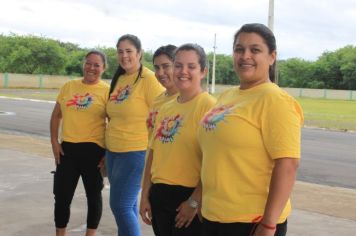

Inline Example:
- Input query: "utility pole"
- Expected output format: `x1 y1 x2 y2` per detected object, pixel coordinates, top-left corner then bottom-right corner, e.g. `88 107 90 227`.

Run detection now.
211 33 217 94
206 60 210 92
268 0 278 84
268 0 274 31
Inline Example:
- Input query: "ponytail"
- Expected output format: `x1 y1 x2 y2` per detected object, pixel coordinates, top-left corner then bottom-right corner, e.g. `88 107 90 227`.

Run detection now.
109 64 144 97
110 34 144 97
134 64 143 84
109 66 126 96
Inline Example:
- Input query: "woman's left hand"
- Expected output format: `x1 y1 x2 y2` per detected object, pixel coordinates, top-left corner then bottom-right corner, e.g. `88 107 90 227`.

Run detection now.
97 157 107 177
97 157 105 168
174 200 198 228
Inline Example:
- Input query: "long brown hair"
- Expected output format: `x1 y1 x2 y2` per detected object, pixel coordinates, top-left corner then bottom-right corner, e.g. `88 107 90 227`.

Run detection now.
109 34 143 96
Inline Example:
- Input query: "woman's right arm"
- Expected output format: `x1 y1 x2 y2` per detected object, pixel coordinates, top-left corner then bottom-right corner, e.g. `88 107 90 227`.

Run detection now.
50 102 64 165
139 148 154 225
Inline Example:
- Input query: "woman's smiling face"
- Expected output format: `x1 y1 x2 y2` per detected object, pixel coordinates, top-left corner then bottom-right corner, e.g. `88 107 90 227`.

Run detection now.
173 50 206 93
117 39 141 74
233 32 276 89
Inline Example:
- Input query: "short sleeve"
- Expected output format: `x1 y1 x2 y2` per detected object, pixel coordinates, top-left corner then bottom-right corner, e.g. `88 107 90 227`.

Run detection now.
56 82 69 104
143 70 164 107
261 93 304 159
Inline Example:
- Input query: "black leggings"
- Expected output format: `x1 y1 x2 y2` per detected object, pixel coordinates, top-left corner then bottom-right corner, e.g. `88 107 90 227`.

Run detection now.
149 183 202 236
53 142 104 229
202 218 287 236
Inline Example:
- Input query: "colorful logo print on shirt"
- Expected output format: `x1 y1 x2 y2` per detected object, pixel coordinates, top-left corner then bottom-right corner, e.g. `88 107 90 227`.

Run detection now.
201 104 234 131
66 93 93 109
155 114 183 143
110 85 132 104
147 109 158 130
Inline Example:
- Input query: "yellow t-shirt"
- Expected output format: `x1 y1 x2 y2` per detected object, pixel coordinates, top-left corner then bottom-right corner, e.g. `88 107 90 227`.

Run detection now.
106 67 164 152
150 92 216 187
198 83 304 223
57 79 109 148
146 91 179 141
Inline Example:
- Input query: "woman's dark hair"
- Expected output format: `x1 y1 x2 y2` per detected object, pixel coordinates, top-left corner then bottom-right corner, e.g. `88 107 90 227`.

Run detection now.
174 43 207 72
153 44 177 63
109 34 143 95
233 23 277 82
85 49 107 68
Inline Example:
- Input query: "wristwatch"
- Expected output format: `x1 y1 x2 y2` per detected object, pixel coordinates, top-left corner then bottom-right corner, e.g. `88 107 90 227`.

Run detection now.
188 197 199 209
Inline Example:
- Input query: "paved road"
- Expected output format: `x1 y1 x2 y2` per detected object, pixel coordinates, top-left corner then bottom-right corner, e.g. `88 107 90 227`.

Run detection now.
300 128 356 189
0 97 54 136
1 97 356 189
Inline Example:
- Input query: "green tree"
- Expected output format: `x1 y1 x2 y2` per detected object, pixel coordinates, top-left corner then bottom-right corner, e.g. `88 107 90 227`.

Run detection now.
314 51 343 89
60 42 86 76
0 34 67 74
207 53 238 85
100 47 117 80
311 46 356 90
278 58 314 88
0 35 13 72
337 45 356 90
64 49 87 76
142 50 154 71
1 34 355 90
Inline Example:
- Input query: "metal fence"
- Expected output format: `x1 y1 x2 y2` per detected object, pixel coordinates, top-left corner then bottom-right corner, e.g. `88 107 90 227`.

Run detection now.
1 73 356 100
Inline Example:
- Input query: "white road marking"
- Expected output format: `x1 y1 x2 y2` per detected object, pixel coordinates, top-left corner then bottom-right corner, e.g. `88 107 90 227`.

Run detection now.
0 96 55 103
0 111 16 115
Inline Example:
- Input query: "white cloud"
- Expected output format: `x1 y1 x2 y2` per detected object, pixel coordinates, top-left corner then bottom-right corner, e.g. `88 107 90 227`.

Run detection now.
1 0 355 60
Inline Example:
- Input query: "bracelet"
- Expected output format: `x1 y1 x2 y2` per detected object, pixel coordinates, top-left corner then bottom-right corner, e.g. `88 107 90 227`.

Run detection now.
260 222 276 230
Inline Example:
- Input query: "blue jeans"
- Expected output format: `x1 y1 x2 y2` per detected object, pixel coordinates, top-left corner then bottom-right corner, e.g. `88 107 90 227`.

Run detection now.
106 150 145 236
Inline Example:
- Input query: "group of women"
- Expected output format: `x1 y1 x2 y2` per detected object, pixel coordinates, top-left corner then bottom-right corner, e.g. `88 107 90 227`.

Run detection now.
50 23 303 236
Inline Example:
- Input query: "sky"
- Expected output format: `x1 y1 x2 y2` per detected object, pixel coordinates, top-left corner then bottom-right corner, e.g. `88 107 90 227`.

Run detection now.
1 0 356 61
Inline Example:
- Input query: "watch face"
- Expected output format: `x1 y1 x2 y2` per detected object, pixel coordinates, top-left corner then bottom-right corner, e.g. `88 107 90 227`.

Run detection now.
188 197 199 209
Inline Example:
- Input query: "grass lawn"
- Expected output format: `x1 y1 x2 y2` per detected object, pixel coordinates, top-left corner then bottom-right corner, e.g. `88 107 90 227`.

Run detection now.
0 89 58 101
297 97 356 131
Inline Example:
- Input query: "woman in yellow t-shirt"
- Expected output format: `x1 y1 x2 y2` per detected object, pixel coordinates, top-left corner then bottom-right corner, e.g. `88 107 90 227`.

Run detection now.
50 50 109 236
146 44 179 140
140 43 216 236
105 34 164 236
198 23 304 236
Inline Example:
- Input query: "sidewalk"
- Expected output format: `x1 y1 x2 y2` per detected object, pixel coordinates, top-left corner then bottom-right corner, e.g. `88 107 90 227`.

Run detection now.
0 132 355 235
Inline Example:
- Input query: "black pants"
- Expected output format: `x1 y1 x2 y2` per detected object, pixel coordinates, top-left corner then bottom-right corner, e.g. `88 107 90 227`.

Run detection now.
53 142 104 229
149 183 202 236
202 218 287 236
